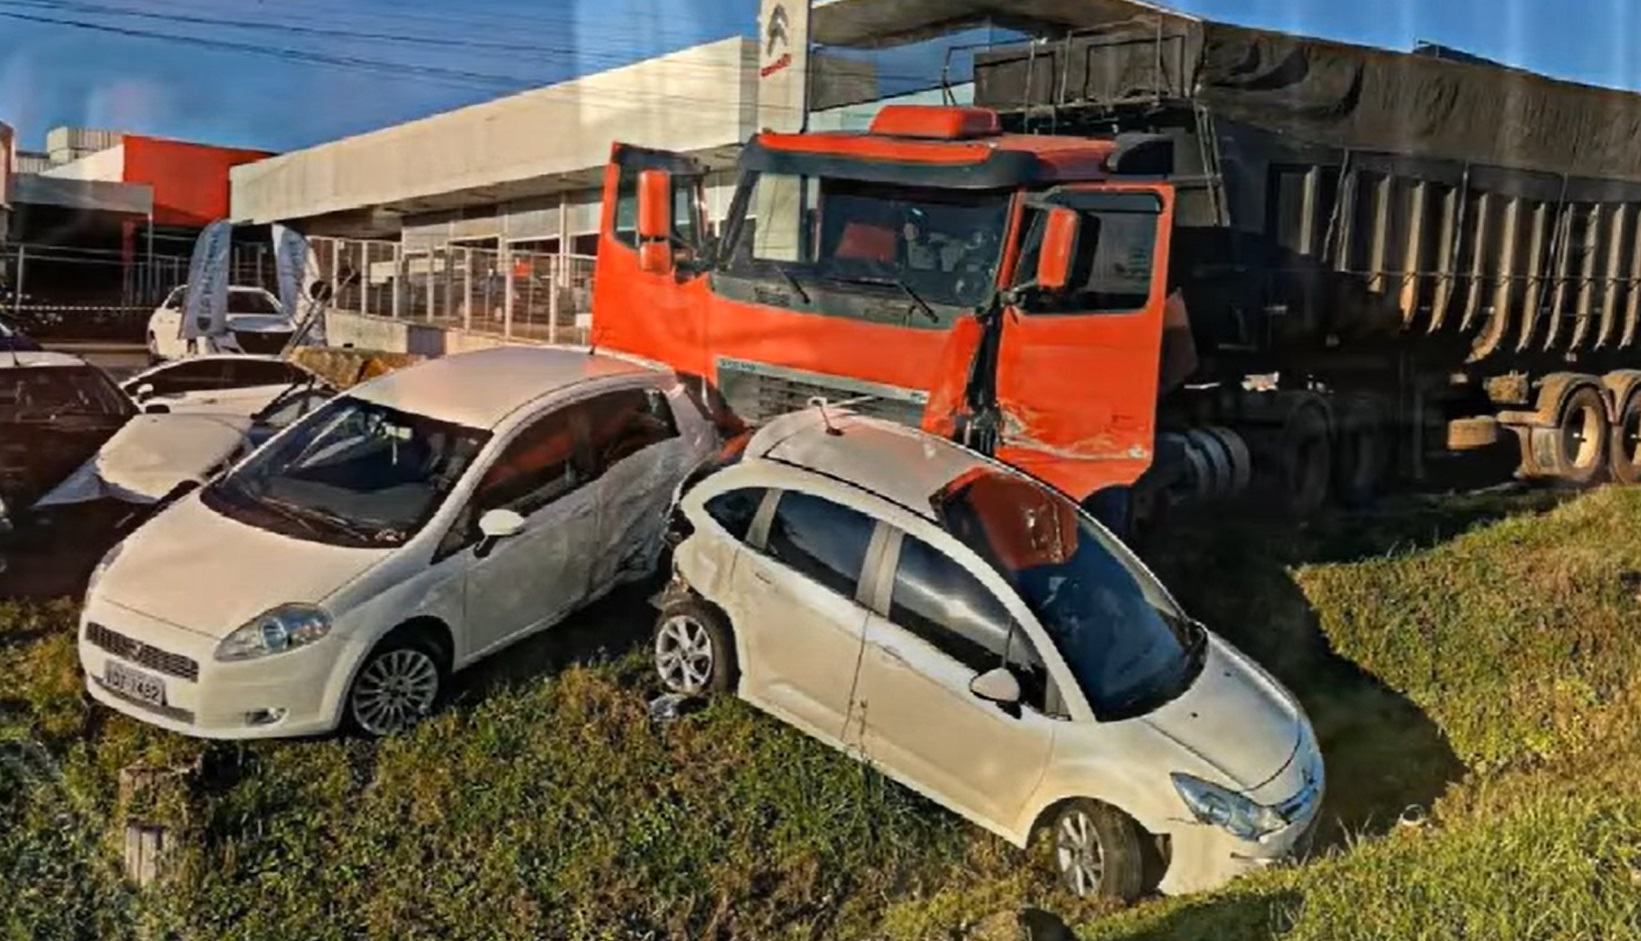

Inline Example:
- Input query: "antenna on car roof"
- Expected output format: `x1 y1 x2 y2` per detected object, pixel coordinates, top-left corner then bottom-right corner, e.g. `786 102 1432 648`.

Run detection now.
807 396 845 436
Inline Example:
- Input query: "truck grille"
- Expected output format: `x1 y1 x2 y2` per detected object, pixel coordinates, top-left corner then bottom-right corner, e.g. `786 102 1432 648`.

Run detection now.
716 357 927 428
86 622 200 682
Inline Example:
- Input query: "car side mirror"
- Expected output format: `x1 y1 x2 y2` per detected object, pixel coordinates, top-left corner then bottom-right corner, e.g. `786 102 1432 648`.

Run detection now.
970 666 1023 711
1035 207 1080 291
474 507 526 558
134 382 155 401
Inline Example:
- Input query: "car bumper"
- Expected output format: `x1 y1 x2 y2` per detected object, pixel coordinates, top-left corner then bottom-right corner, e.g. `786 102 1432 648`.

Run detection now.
1157 795 1324 896
77 598 345 740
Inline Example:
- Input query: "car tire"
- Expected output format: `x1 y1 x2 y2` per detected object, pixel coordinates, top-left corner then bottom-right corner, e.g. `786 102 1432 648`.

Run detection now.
344 630 448 738
1049 799 1146 903
651 598 737 697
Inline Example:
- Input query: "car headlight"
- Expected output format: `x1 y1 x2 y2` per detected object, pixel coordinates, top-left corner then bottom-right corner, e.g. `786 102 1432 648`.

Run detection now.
1171 773 1287 842
85 540 125 598
214 604 332 662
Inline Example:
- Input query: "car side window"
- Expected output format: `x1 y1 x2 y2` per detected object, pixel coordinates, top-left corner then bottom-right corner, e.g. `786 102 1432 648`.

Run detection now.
761 490 875 599
582 386 679 475
224 359 304 389
705 488 764 541
143 360 227 396
889 533 1054 714
476 406 591 517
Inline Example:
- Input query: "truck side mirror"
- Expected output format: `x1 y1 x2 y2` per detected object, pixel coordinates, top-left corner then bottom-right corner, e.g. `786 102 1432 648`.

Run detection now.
1036 207 1080 291
636 168 675 274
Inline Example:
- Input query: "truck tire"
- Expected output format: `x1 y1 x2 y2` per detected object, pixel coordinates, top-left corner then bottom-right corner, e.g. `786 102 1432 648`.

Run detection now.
1281 405 1333 516
1530 384 1610 486
1610 387 1641 485
1334 396 1391 508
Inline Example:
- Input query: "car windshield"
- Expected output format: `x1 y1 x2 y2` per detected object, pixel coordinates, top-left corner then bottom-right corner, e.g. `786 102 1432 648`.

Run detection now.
228 290 283 315
724 171 1012 309
933 468 1205 722
0 365 134 423
203 395 490 548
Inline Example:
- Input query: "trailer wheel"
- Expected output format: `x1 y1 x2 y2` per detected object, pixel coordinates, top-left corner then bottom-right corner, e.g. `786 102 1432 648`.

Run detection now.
1609 388 1641 485
1280 405 1333 516
1531 384 1610 486
1334 397 1391 509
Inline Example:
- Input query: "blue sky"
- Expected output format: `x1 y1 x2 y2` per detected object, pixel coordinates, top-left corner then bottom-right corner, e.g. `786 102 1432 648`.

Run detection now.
0 0 1636 152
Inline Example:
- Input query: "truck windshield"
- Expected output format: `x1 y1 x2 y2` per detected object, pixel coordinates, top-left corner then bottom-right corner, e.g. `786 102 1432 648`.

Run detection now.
724 171 1012 308
932 468 1205 722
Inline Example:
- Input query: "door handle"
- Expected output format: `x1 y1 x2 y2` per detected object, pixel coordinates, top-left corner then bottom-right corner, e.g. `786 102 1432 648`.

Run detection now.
751 570 772 585
878 645 909 667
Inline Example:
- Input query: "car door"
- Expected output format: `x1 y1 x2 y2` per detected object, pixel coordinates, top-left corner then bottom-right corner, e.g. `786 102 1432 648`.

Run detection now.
732 487 881 747
581 382 690 589
448 399 600 658
852 527 1058 830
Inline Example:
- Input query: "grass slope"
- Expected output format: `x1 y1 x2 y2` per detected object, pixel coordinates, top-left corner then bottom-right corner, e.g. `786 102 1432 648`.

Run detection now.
4 485 1641 940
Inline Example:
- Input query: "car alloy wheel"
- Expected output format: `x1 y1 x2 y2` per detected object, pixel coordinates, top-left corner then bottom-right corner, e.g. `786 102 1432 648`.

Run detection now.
654 614 715 695
1055 805 1107 896
349 647 441 736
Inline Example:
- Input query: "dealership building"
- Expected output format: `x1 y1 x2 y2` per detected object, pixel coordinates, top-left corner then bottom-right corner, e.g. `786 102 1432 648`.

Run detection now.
225 1 1007 257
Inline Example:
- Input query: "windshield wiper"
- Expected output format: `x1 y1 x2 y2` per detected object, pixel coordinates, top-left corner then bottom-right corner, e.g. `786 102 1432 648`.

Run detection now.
827 275 938 323
772 266 812 304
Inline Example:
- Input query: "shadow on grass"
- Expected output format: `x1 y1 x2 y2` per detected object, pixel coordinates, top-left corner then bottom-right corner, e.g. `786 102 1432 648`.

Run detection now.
1139 488 1577 850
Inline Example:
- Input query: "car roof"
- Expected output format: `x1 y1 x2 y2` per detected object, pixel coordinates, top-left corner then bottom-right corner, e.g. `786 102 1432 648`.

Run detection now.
746 408 990 520
0 350 90 370
347 344 664 429
123 353 302 382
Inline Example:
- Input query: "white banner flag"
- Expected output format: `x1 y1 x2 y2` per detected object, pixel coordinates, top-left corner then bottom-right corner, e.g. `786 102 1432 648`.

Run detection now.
179 219 233 341
757 0 811 133
271 223 307 321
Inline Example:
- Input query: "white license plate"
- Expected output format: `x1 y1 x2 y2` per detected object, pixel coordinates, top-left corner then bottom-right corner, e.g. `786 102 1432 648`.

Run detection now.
105 660 167 706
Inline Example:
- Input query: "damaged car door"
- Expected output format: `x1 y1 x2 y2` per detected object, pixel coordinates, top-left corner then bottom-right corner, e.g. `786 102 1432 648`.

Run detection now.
454 399 600 657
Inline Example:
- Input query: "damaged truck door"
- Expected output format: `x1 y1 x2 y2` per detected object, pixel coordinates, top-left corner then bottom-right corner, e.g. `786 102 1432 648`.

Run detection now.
991 185 1175 502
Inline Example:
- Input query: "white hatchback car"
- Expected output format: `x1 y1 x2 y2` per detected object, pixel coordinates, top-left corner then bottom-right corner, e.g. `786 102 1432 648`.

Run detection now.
147 284 296 360
656 408 1323 901
79 345 719 739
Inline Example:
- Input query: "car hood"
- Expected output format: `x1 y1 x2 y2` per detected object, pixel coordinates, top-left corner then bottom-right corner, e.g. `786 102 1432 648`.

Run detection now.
34 413 252 509
95 493 387 638
0 416 129 515
1140 635 1304 800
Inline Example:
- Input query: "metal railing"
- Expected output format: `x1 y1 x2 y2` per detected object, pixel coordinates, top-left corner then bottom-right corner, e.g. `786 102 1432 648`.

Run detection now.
308 236 596 344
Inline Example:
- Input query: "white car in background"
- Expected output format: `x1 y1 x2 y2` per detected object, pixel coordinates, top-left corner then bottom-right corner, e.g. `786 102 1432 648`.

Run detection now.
146 284 297 361
79 345 720 740
655 408 1324 902
120 354 321 418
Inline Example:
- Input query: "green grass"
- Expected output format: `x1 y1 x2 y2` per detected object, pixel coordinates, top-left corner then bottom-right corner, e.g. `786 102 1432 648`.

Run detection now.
5 485 1641 940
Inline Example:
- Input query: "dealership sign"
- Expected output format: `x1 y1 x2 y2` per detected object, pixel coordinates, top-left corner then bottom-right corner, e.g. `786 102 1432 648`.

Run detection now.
180 219 232 342
756 0 810 133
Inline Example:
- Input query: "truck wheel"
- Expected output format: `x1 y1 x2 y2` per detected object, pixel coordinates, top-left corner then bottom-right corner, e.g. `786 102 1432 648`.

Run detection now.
1531 384 1610 486
1048 800 1146 902
1281 405 1333 516
1610 388 1641 485
1334 397 1391 509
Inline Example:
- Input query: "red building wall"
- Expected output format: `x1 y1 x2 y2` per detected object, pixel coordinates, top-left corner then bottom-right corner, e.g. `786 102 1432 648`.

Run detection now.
121 136 274 226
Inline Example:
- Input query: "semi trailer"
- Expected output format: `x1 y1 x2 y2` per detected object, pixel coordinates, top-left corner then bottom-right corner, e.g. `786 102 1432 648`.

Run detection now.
587 13 1641 531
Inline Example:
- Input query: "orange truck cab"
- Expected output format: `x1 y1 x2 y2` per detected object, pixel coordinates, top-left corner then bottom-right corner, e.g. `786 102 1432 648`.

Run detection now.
590 105 1183 519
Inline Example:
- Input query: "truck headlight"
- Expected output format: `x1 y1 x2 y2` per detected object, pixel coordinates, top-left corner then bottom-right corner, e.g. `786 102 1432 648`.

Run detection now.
1171 773 1286 842
215 604 332 662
